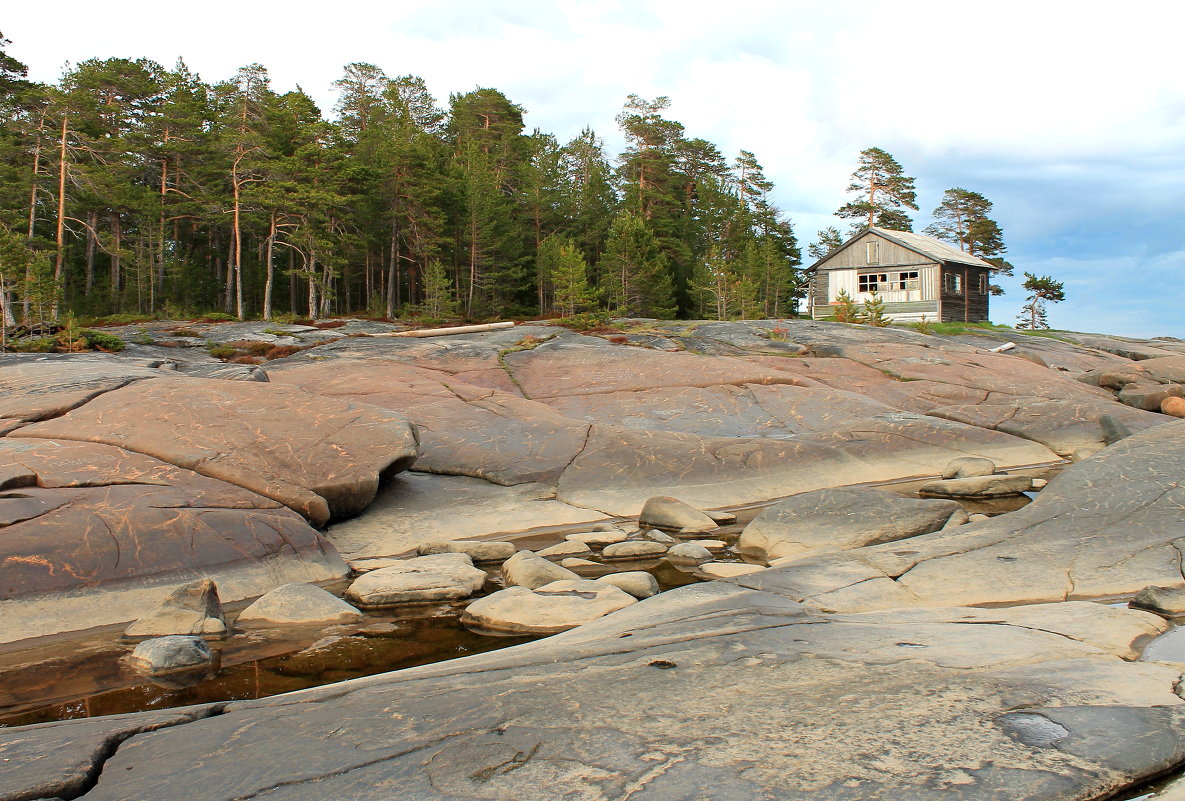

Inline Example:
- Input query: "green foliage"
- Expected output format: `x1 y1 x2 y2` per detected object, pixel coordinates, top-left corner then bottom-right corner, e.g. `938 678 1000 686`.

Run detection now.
836 147 918 232
598 212 676 319
80 329 126 351
807 227 844 261
200 312 238 322
832 289 860 323
418 259 458 318
8 337 54 352
207 344 235 359
551 310 617 331
911 316 934 335
1017 272 1066 330
862 291 890 326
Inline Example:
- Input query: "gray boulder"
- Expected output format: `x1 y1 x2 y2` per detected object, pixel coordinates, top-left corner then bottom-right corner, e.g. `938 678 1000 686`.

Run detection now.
501 550 581 589
941 456 996 479
596 571 660 599
1119 383 1184 412
123 579 227 640
416 540 516 563
666 542 714 566
236 583 362 625
736 487 964 563
564 530 628 546
602 541 669 560
1131 585 1185 616
460 579 636 635
919 474 1033 499
1101 413 1134 444
537 540 594 559
344 554 486 607
638 496 718 534
125 635 214 676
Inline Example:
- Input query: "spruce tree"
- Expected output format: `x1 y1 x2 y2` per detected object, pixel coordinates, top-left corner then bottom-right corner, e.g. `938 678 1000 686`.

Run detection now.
597 212 674 319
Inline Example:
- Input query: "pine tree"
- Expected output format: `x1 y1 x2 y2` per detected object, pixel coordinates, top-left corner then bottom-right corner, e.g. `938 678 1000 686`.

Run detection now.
807 227 844 261
836 147 918 232
1016 272 1065 330
418 258 457 318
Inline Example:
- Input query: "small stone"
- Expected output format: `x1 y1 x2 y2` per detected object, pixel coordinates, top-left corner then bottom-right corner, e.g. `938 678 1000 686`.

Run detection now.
705 510 737 525
461 580 637 635
968 513 991 522
560 557 600 568
124 579 227 640
565 530 628 546
602 541 669 560
638 496 718 534
941 509 970 529
502 550 581 589
1071 444 1104 462
644 529 678 545
537 540 594 559
417 540 516 563
1131 585 1185 616
918 475 1033 499
1100 413 1135 443
236 583 362 626
666 542 714 565
941 456 996 479
1031 478 1048 490
695 562 765 579
695 539 728 553
597 572 660 599
125 636 214 676
344 553 487 607
1163 396 1185 418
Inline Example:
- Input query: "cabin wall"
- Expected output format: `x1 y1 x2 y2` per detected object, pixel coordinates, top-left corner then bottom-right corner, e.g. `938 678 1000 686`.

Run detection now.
814 231 933 271
938 265 991 322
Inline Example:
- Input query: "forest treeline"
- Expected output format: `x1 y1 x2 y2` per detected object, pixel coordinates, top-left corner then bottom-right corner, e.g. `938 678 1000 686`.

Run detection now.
0 35 805 324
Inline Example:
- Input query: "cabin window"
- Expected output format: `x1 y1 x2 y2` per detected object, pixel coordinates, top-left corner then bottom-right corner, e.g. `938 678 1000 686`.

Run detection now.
894 271 920 290
944 273 964 294
979 274 989 294
866 241 880 265
858 273 888 292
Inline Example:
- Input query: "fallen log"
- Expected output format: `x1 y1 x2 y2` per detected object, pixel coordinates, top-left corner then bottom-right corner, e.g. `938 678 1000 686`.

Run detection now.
364 321 516 339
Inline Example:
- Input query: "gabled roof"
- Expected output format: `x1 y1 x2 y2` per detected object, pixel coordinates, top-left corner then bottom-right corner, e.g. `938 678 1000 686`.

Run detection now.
810 226 997 271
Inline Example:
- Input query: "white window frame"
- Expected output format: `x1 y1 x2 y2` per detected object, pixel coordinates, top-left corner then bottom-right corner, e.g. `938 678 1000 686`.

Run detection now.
866 241 880 265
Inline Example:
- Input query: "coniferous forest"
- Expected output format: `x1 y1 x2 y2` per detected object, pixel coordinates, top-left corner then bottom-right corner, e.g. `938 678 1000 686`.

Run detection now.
0 34 806 325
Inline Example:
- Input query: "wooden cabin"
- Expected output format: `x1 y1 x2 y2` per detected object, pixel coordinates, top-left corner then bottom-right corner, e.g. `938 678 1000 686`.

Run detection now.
807 226 996 323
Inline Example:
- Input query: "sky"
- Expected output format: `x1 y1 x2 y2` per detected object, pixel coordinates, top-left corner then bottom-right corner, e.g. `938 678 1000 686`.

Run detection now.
5 0 1184 336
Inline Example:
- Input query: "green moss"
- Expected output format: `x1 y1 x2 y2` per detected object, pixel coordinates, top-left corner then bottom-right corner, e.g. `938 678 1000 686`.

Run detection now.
80 330 126 352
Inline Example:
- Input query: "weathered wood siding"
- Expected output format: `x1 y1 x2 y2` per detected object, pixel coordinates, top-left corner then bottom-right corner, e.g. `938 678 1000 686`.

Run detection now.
815 231 934 271
938 265 992 322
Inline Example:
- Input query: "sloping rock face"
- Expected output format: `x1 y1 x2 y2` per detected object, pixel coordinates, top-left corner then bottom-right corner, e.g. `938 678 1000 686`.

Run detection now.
18 377 420 525
4 584 1182 801
265 323 1087 552
726 419 1185 612
0 437 347 644
0 353 419 644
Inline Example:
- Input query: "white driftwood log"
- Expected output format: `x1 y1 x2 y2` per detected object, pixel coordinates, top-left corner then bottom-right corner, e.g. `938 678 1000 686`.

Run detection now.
365 321 516 339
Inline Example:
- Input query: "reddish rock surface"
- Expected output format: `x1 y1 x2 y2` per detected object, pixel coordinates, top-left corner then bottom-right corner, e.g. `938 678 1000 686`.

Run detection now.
18 377 419 525
0 438 346 644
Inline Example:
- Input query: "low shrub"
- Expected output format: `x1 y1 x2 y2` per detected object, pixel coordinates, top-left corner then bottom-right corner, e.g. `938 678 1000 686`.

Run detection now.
81 329 126 352
230 355 260 365
208 345 235 359
198 312 237 322
7 337 55 352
